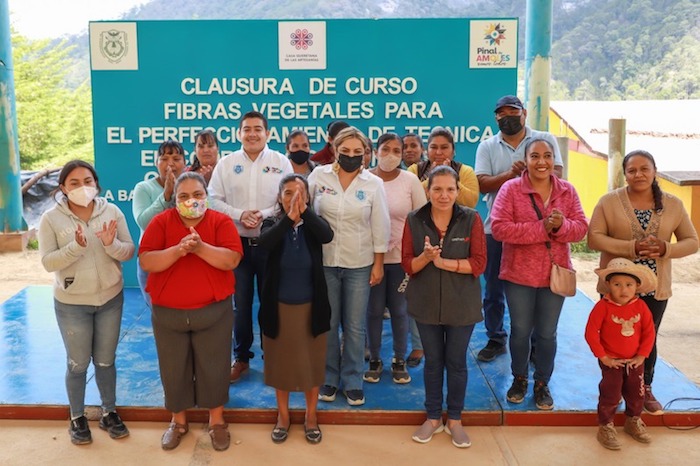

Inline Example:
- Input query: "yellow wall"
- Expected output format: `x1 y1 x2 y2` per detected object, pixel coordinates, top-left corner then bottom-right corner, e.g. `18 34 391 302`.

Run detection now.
548 110 700 235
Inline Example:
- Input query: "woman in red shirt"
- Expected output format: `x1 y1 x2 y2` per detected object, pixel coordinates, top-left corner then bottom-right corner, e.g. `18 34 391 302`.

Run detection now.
140 172 243 452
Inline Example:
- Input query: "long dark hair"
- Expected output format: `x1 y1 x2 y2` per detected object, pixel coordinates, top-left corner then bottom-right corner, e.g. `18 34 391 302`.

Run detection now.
54 160 101 202
623 150 663 212
190 130 218 171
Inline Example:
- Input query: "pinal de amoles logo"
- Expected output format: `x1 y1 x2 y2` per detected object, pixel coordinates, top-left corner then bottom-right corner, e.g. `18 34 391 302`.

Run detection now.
483 23 506 46
290 29 314 50
100 29 128 63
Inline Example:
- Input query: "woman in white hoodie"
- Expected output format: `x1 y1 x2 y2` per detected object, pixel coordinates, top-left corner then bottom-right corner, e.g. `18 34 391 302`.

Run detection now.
39 160 135 446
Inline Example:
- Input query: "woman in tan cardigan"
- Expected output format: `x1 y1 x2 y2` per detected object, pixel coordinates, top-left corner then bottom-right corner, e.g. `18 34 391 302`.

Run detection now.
588 150 698 416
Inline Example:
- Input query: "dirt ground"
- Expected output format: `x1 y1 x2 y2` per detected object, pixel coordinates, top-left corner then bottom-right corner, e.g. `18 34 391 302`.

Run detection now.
1 250 699 384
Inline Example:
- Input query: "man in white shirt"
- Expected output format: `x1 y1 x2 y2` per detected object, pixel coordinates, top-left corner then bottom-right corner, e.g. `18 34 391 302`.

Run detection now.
209 111 293 382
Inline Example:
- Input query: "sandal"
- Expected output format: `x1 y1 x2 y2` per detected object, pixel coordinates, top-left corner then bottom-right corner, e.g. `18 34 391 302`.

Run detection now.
161 422 188 450
406 350 423 367
304 424 322 444
271 423 290 444
208 423 230 451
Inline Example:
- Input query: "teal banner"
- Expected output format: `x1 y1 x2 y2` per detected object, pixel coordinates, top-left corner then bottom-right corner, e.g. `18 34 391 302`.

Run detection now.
90 18 518 285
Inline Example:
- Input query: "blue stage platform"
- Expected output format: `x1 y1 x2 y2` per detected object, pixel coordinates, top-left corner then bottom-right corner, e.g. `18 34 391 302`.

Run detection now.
1 286 699 426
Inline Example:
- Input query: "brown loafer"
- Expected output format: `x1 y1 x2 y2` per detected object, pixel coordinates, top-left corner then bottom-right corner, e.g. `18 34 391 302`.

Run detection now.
161 422 188 450
209 423 230 451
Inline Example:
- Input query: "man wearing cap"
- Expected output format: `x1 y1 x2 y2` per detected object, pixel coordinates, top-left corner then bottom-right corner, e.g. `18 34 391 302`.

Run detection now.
474 95 564 362
311 120 350 165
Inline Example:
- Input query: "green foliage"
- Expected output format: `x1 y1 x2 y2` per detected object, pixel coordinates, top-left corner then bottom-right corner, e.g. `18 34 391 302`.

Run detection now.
12 31 93 170
571 237 598 257
25 238 39 250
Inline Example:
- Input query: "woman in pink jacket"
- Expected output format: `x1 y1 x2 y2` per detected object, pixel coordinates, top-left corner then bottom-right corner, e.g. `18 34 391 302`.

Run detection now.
491 138 587 410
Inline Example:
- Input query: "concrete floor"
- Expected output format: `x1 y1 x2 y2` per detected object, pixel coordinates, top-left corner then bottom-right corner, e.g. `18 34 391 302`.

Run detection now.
1 420 699 465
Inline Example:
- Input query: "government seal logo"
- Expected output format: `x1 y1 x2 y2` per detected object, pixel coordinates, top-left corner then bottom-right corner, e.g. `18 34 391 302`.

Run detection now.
100 29 128 63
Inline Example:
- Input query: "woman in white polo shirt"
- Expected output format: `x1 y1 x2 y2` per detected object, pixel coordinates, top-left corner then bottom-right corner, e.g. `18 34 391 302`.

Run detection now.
307 126 390 407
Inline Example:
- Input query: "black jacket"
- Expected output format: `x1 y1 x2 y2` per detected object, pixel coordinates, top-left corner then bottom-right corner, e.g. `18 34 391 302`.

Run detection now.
258 209 334 338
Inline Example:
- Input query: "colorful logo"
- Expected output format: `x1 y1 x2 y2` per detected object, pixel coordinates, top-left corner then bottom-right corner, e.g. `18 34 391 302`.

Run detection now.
263 166 283 174
483 23 506 46
290 29 314 50
234 164 243 174
318 185 337 196
356 190 366 201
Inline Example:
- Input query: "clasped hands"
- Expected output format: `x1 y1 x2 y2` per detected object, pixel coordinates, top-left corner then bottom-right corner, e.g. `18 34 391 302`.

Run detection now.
544 208 564 233
422 235 445 267
635 234 666 259
178 227 202 255
599 354 645 369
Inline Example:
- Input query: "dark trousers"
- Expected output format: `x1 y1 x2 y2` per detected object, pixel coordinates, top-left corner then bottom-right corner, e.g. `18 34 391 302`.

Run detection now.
483 234 506 345
597 361 644 425
233 241 268 362
640 295 668 386
416 322 475 420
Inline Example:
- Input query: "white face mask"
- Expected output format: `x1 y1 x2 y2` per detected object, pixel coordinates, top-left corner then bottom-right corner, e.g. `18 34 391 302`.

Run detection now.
66 186 98 207
378 154 402 172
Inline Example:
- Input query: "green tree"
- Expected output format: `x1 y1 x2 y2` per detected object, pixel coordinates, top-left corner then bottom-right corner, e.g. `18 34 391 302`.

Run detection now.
12 31 93 169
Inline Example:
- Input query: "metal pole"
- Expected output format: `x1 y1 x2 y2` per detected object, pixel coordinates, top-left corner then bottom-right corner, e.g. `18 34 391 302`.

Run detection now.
524 0 553 131
0 0 23 233
608 119 626 190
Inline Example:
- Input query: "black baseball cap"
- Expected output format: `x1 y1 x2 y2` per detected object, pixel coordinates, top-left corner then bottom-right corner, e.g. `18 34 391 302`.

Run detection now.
494 95 524 112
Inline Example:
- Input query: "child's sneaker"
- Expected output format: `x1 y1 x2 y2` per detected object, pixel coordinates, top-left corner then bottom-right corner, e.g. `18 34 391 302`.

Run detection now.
624 416 651 443
391 358 411 384
506 376 528 403
363 359 383 383
597 423 621 450
533 381 554 410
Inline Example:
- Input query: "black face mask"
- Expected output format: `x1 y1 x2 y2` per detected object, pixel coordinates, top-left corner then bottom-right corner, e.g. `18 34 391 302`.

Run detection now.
289 150 310 165
337 153 363 172
497 115 524 136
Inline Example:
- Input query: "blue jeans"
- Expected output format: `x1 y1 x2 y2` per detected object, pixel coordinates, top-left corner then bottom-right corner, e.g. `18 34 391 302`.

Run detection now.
483 234 506 345
417 322 475 420
505 281 565 384
409 318 423 352
54 292 124 418
136 260 152 309
324 266 372 391
366 263 408 360
233 241 268 362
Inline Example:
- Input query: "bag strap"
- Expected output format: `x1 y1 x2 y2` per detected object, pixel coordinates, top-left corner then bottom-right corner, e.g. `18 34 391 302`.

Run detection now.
529 193 555 263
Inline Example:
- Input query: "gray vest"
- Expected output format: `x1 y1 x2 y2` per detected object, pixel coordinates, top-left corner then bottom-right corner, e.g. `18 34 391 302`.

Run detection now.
405 204 483 326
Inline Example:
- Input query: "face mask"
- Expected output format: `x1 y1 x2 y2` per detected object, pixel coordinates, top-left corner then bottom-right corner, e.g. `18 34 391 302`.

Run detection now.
378 154 402 172
337 153 363 172
497 115 524 136
289 150 310 165
66 186 98 207
176 197 208 219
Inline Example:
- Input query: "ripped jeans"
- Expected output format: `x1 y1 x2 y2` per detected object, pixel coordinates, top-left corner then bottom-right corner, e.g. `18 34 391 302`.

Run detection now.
54 292 123 418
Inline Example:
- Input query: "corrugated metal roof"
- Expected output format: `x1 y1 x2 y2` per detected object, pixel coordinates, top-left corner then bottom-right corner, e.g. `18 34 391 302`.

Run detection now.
551 100 699 171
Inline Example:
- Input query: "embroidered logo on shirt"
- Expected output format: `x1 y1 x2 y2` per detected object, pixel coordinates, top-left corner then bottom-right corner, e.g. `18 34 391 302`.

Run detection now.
450 237 470 242
318 185 337 195
234 164 243 174
356 190 366 201
263 166 283 174
611 314 640 337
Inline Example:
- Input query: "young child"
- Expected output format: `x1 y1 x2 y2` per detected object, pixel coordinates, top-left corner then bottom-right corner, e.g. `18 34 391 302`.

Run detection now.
585 257 658 450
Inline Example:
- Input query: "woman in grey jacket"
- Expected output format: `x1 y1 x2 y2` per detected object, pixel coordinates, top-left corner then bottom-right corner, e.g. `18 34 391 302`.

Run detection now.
401 166 487 448
39 160 135 446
